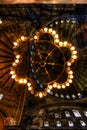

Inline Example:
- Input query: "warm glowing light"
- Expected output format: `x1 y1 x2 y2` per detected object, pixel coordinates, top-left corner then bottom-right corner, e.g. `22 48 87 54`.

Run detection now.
11 75 16 79
44 27 48 32
28 86 32 91
27 82 31 87
67 62 71 66
48 28 52 33
57 85 61 89
55 34 59 39
72 51 77 54
72 55 77 59
53 83 57 88
71 46 75 50
55 39 59 43
62 85 66 89
39 92 43 98
52 30 56 35
12 62 16 66
34 35 37 39
10 71 15 75
61 20 64 23
63 41 68 46
21 36 25 41
69 70 73 75
69 79 72 83
70 75 73 79
15 59 19 64
48 85 53 89
13 42 18 46
59 42 63 46
19 79 23 84
0 19 2 24
46 89 51 93
23 79 27 84
66 82 70 86
16 55 20 59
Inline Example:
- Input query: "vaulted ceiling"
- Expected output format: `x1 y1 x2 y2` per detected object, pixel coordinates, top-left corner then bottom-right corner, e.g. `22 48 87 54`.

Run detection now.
0 4 87 129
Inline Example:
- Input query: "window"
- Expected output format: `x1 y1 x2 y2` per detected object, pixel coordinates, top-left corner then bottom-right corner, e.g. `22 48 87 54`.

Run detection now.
54 113 60 118
65 111 71 117
77 93 82 98
60 94 64 98
56 121 62 127
68 120 74 127
72 110 81 117
80 120 86 127
66 95 70 99
0 93 3 100
44 121 49 127
72 94 76 99
83 111 87 117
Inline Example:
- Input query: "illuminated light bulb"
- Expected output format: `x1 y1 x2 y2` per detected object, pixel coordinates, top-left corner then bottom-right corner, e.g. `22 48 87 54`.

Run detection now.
59 42 63 46
19 79 23 84
72 50 77 54
48 28 52 33
55 39 59 43
16 55 20 59
11 75 16 79
34 35 38 40
57 85 61 89
67 20 70 23
39 92 43 98
46 89 51 93
15 59 19 64
71 46 75 50
52 30 56 35
44 27 48 32
0 19 2 24
23 79 27 84
62 85 66 89
72 55 77 59
53 83 57 88
55 21 58 25
69 70 73 75
67 62 71 66
21 36 25 41
10 71 15 75
61 20 64 23
70 75 73 79
27 82 31 87
63 41 67 46
66 82 70 86
13 42 18 46
55 34 59 39
28 86 32 91
69 79 72 83
12 62 16 66
48 85 53 89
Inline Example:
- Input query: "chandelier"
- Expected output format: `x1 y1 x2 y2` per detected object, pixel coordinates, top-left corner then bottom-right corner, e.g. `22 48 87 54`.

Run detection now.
10 27 77 98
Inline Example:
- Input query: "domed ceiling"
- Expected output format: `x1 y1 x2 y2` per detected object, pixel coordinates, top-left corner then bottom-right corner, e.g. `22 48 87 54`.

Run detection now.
0 4 87 101
0 4 87 129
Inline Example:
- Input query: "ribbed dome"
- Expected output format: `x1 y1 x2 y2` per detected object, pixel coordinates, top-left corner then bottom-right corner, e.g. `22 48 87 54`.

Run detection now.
0 16 87 100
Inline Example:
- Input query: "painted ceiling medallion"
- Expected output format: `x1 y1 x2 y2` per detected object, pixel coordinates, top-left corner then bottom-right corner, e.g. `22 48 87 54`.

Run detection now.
10 28 77 98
